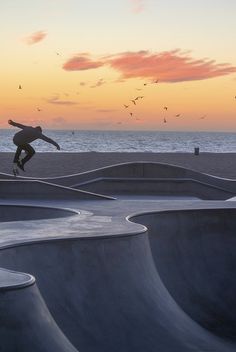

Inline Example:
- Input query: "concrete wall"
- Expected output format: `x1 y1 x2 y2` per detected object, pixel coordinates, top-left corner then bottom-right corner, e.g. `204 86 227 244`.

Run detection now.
0 282 78 351
132 208 236 340
0 233 234 351
74 178 234 200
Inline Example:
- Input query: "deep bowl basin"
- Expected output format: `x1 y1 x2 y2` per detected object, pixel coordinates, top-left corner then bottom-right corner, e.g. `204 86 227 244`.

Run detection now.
0 204 78 222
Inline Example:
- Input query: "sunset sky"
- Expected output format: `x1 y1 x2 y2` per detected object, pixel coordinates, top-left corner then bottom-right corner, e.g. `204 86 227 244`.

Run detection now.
1 0 236 131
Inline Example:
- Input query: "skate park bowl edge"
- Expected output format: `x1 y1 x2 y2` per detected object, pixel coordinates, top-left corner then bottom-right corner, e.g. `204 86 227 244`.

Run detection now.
0 207 236 351
0 204 78 222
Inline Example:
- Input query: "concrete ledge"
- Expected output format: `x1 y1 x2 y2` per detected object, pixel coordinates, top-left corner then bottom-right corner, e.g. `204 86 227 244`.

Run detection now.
73 177 235 200
0 179 115 200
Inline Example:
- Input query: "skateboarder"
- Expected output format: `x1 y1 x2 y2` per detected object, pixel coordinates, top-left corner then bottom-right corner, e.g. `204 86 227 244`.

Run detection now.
8 119 60 175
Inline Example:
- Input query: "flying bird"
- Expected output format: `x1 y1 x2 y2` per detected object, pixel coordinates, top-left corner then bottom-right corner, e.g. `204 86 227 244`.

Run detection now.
131 100 136 105
124 104 129 108
143 83 148 86
129 112 133 117
18 85 22 89
136 88 142 91
37 108 42 112
175 114 181 117
164 106 168 111
200 115 206 119
163 117 167 123
153 79 159 84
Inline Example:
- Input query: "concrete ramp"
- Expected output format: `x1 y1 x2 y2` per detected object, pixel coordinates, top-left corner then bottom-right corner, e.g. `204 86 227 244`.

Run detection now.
132 208 236 341
0 211 235 351
0 269 78 351
73 177 234 200
2 162 236 199
45 162 236 200
0 180 114 200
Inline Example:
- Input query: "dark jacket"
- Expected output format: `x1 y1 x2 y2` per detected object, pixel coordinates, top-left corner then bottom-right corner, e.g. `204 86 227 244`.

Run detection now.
12 122 59 148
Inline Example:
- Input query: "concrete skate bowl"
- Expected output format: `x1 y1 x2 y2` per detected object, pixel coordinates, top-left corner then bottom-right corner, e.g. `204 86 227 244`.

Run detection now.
1 208 236 351
0 204 77 222
131 208 236 342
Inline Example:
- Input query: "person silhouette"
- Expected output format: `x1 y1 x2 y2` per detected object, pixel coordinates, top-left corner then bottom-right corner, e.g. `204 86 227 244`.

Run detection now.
8 119 60 175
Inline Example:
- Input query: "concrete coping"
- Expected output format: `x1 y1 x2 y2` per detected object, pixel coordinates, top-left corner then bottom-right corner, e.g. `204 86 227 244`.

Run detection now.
0 267 35 291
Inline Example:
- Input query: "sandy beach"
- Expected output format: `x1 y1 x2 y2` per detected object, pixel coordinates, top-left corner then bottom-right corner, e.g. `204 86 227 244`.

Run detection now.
0 152 236 179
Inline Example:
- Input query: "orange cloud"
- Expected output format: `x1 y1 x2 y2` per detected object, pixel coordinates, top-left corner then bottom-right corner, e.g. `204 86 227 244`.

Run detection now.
25 30 47 45
96 109 118 113
63 50 236 83
46 95 77 105
63 54 104 71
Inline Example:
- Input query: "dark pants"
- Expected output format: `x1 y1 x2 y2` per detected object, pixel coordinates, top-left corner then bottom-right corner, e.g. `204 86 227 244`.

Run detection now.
13 143 35 165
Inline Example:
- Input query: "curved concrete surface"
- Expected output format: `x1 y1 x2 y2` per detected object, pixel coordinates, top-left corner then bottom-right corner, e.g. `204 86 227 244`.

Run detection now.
132 209 236 342
0 282 78 351
2 161 236 199
0 208 236 351
0 204 78 222
43 161 236 196
1 162 236 351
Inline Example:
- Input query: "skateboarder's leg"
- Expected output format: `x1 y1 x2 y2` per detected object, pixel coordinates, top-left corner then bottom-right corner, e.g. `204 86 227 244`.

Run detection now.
13 146 23 163
21 144 35 165
12 146 23 175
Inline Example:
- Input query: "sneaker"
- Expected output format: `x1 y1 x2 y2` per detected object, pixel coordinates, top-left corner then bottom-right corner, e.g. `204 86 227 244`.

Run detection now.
17 160 25 172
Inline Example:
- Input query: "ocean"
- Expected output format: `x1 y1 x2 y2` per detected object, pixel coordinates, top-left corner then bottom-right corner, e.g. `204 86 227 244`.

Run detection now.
1 129 236 153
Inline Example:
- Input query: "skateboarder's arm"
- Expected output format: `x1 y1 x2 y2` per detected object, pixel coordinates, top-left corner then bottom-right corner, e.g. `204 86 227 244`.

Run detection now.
40 134 60 150
8 120 28 129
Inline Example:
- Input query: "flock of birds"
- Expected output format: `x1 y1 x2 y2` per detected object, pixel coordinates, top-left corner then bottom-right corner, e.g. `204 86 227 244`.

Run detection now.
122 79 208 124
18 73 236 126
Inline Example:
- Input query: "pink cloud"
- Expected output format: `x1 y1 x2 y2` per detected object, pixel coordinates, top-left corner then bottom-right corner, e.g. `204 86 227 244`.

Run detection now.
63 50 236 83
107 50 236 82
46 95 77 105
63 54 104 71
130 0 146 13
90 78 106 88
25 31 47 45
